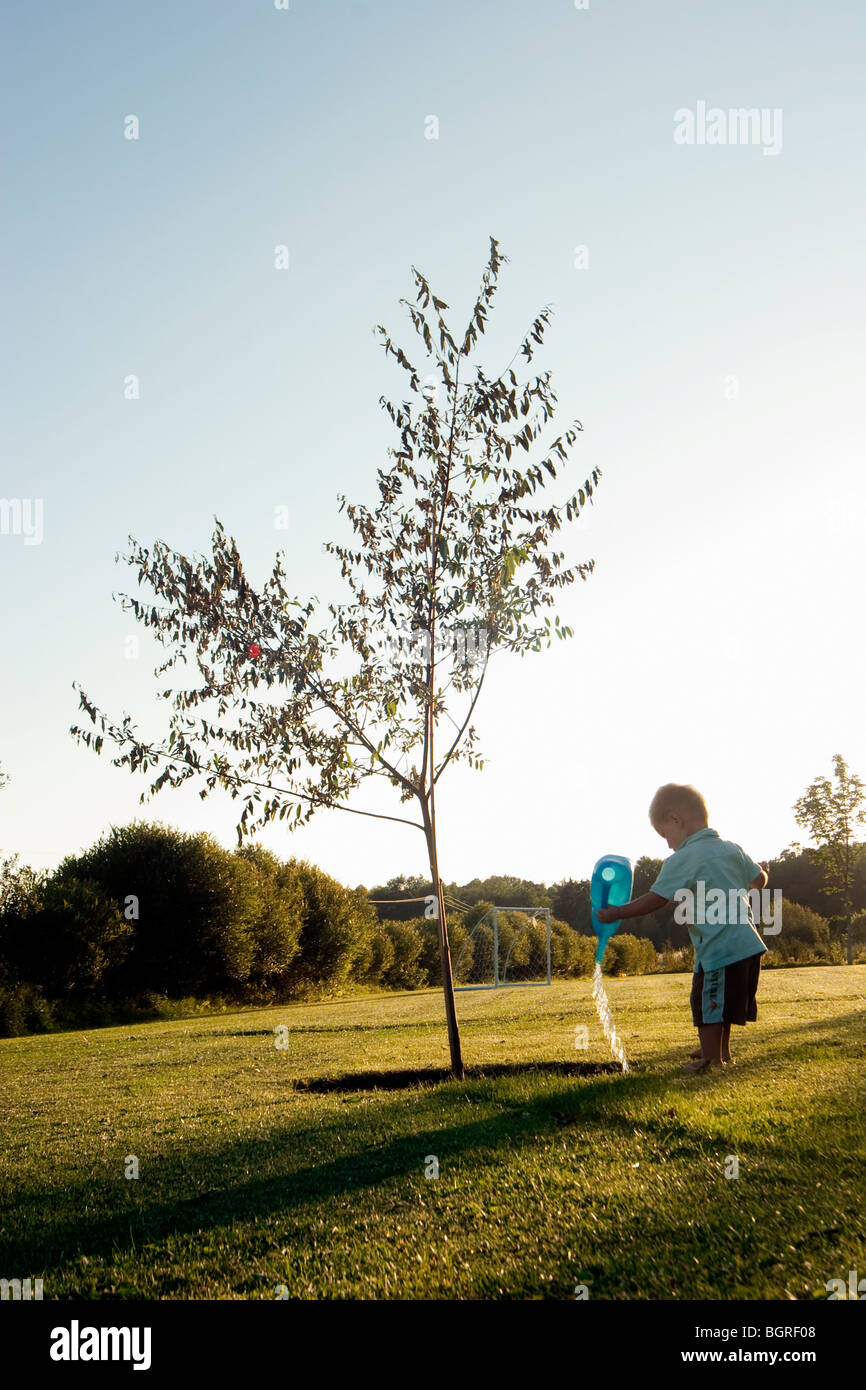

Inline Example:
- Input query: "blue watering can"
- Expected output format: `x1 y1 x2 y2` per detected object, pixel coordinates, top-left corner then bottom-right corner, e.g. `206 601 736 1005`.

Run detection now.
590 855 634 964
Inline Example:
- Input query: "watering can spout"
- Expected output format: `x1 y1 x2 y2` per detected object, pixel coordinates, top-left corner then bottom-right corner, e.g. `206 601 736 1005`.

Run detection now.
590 855 634 963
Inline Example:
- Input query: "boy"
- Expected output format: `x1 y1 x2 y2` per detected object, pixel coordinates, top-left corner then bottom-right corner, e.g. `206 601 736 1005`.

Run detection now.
596 784 769 1072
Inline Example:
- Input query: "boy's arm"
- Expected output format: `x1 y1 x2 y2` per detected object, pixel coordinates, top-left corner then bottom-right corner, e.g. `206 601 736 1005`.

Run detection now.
749 861 769 891
597 892 668 923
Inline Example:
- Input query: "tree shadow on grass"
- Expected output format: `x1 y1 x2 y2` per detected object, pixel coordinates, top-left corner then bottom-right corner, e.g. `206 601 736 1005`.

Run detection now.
219 1020 460 1037
292 1061 627 1092
2 1066 665 1281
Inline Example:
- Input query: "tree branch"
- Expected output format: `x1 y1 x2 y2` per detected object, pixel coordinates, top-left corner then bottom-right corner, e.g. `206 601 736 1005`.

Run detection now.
433 646 490 785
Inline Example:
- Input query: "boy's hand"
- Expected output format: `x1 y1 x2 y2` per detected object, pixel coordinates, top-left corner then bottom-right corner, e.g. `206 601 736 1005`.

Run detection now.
596 906 619 924
749 861 770 891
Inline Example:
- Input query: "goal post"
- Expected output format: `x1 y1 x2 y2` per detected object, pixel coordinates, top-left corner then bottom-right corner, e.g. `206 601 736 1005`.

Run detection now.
453 905 552 991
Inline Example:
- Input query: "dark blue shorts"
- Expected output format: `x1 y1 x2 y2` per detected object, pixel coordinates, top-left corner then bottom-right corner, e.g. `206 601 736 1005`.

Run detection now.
691 953 762 1026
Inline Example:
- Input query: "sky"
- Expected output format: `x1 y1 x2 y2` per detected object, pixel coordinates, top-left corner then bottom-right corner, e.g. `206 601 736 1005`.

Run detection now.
1 0 864 891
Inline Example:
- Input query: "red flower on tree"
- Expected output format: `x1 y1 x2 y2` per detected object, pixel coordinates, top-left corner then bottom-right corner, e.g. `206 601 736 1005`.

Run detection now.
247 642 261 659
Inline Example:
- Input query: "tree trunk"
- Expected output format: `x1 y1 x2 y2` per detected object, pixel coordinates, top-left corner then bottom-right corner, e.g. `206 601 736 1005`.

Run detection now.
846 904 853 965
422 801 464 1079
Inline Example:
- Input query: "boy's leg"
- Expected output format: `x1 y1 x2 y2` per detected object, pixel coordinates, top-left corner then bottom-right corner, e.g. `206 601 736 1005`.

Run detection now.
716 954 761 1062
686 967 725 1069
689 970 703 1052
697 1024 723 1062
684 965 727 1069
692 1025 729 1059
683 1025 725 1070
721 1022 732 1062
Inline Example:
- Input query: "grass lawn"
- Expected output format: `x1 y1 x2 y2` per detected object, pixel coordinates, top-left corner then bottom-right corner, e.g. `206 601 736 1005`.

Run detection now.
1 967 864 1300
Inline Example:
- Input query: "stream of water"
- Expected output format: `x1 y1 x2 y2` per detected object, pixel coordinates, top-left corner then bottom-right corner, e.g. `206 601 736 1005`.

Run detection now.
591 962 629 1072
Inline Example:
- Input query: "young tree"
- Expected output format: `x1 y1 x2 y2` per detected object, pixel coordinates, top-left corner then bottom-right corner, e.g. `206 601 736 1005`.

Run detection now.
792 754 866 965
71 236 600 1077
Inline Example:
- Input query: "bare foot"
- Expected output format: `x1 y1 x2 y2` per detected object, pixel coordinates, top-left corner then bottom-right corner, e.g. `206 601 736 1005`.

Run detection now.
681 1057 725 1073
690 1048 703 1059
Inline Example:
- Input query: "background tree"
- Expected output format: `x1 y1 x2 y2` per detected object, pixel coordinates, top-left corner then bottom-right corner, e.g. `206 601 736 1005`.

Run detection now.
765 846 836 914
457 874 551 909
3 877 133 1001
550 877 592 932
0 853 49 1036
378 919 428 990
760 901 831 965
234 843 306 997
417 914 473 985
792 754 866 965
54 823 266 998
274 862 378 998
71 236 600 1078
602 934 658 976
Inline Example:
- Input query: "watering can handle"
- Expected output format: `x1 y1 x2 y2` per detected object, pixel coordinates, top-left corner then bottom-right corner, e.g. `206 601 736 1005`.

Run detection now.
595 881 611 921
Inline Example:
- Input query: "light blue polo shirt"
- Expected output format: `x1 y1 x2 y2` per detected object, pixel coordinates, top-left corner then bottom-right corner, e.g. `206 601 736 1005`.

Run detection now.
650 827 768 972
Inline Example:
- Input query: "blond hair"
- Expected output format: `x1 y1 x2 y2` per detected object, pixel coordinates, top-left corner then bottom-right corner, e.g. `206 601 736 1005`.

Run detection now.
649 783 708 827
